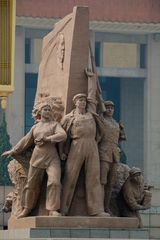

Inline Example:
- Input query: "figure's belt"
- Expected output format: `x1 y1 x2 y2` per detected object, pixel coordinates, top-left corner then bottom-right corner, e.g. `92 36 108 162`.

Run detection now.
104 140 119 144
72 137 95 140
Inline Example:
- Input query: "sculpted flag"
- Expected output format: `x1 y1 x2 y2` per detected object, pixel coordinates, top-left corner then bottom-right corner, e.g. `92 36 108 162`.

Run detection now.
35 6 89 114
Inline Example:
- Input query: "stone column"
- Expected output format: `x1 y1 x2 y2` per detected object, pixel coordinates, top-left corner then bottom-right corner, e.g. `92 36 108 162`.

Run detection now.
144 34 160 188
6 26 25 145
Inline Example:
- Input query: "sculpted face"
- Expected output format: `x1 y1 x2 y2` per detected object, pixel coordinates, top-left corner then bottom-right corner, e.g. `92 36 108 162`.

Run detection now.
105 105 114 117
132 173 141 184
75 97 87 110
40 105 52 120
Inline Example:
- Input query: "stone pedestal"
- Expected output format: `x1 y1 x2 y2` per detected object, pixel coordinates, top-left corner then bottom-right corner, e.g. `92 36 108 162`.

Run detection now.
0 216 150 239
8 216 138 229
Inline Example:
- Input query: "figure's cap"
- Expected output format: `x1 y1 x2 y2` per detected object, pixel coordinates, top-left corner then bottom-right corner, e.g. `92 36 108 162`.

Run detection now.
73 93 87 104
104 100 114 107
129 167 141 176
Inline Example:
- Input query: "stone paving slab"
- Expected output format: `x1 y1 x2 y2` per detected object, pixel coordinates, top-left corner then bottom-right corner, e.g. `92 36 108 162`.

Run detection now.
0 228 149 239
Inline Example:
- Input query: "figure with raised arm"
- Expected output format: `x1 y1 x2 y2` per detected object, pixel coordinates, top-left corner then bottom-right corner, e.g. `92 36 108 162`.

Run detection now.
60 69 109 217
2 97 67 218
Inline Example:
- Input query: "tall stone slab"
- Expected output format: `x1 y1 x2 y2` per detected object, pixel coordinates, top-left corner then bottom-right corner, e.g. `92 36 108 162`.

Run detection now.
35 6 89 113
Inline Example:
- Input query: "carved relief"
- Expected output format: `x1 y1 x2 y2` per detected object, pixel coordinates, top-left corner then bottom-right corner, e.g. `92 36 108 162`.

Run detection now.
2 160 27 217
56 32 65 70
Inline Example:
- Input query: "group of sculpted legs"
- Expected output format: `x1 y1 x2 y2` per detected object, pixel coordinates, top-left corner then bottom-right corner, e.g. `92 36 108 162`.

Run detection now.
2 68 151 223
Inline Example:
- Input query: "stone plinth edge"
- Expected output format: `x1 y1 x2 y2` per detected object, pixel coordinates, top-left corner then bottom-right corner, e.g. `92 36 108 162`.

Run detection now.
8 216 139 229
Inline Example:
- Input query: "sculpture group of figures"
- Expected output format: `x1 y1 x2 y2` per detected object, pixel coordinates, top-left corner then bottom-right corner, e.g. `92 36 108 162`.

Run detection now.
2 69 152 228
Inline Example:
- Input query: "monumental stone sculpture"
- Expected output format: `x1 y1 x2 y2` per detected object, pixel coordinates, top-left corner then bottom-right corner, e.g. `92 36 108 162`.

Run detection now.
2 97 67 218
98 100 126 214
1 6 152 232
60 68 108 217
117 167 152 227
34 6 89 114
109 162 130 216
2 159 27 217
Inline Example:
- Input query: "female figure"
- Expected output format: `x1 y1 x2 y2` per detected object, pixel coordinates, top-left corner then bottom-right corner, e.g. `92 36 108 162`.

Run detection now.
2 98 67 218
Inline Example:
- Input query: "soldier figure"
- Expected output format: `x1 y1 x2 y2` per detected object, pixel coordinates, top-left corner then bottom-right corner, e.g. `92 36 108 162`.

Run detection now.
117 167 152 227
99 100 126 213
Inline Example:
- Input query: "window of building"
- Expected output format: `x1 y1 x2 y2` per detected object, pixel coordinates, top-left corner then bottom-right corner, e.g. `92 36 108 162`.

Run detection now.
25 73 37 134
102 42 138 68
32 38 43 64
95 38 147 70
25 38 31 64
95 42 101 67
140 44 147 69
98 76 120 121
25 38 43 65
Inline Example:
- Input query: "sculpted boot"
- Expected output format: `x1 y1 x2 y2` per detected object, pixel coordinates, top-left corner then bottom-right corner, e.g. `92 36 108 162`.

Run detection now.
17 208 31 218
95 211 110 217
49 210 61 217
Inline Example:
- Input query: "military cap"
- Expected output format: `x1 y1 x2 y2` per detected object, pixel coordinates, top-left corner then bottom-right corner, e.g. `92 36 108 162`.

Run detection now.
104 100 114 107
73 93 87 104
129 167 141 176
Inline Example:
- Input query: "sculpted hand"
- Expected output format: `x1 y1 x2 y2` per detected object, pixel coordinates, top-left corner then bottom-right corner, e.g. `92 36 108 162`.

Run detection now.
119 121 124 129
139 205 148 210
60 153 67 161
43 136 52 142
43 136 49 142
1 150 14 158
85 68 95 78
35 138 45 146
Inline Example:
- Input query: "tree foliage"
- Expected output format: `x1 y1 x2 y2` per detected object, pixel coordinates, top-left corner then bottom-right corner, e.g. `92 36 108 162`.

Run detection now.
0 112 12 185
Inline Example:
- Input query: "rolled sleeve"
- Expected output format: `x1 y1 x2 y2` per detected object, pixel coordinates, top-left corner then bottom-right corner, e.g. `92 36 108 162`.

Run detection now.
49 123 67 143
